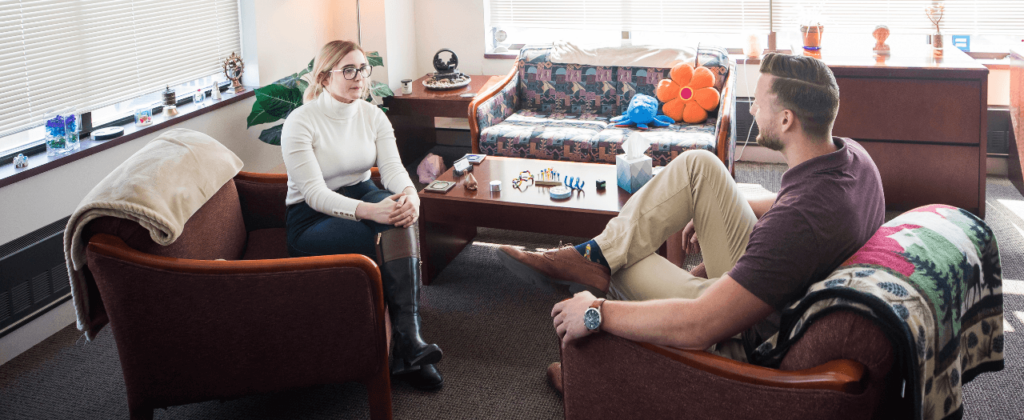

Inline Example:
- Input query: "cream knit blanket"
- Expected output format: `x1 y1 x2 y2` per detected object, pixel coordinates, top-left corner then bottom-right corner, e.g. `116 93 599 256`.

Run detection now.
548 40 695 68
63 128 243 340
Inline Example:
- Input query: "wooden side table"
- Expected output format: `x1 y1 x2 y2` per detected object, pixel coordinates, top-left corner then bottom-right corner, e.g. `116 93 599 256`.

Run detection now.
383 74 503 165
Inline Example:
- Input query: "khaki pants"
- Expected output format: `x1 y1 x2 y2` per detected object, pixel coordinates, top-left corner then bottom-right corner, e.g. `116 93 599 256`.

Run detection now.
594 150 759 361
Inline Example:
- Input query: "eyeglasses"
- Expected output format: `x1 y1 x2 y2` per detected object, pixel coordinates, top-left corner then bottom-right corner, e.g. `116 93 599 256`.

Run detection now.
329 65 372 80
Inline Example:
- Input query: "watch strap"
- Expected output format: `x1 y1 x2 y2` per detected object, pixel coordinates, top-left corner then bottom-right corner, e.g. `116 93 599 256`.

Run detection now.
590 298 606 310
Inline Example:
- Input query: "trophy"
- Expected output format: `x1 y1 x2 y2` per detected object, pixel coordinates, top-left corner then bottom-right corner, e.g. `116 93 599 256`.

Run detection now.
223 52 245 93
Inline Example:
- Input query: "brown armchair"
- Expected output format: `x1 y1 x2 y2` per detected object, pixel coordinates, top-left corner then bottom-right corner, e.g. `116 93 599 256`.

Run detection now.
559 309 910 419
81 171 393 420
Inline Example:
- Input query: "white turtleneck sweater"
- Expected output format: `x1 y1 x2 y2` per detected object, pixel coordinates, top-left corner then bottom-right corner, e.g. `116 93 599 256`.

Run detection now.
281 92 415 221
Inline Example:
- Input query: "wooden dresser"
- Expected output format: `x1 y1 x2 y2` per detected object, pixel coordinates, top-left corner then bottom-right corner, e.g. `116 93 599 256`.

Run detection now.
807 44 989 217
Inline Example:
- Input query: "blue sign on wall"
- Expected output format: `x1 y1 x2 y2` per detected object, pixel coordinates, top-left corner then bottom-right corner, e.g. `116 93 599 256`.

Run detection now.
952 35 970 52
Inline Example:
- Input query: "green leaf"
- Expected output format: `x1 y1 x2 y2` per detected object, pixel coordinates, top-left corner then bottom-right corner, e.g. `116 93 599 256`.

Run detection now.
307 57 315 72
259 124 284 146
247 101 280 128
367 51 384 68
378 106 389 113
273 73 305 90
371 81 394 98
297 78 309 93
255 84 303 120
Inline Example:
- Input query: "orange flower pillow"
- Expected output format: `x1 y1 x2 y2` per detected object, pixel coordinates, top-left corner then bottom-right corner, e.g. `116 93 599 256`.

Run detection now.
655 63 720 124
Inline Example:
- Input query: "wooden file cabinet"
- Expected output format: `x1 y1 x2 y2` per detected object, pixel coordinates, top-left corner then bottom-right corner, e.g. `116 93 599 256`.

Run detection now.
811 44 988 217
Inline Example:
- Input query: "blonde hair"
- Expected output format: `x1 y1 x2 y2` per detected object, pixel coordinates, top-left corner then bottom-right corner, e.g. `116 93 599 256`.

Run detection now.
303 40 370 103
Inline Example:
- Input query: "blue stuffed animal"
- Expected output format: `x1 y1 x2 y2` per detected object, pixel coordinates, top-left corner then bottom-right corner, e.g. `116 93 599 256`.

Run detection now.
611 94 675 129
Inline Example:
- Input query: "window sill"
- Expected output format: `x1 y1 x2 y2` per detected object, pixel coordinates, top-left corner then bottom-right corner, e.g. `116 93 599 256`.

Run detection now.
0 88 255 190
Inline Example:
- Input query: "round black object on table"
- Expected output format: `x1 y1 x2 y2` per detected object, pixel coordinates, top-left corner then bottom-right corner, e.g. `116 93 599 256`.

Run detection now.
93 127 124 141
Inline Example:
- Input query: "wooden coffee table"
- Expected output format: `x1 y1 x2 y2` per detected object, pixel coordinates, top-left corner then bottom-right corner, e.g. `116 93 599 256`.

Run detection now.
418 156 647 284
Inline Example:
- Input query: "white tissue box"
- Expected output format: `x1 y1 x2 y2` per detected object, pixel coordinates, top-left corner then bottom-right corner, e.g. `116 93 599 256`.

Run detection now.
616 154 652 193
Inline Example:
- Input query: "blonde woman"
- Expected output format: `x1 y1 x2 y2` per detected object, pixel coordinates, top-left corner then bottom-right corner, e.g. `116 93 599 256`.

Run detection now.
282 40 443 390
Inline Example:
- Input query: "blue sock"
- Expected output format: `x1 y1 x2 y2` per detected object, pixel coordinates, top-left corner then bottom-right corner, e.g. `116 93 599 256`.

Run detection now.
574 239 609 269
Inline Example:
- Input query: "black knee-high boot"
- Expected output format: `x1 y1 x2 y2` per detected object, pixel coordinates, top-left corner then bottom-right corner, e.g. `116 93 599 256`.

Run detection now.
376 224 443 389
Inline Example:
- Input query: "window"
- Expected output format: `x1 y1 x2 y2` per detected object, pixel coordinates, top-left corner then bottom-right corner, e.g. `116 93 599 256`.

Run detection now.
488 0 770 48
0 0 241 153
486 0 1022 53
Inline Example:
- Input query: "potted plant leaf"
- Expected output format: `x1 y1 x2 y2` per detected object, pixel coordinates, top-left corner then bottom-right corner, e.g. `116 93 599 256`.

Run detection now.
246 51 394 145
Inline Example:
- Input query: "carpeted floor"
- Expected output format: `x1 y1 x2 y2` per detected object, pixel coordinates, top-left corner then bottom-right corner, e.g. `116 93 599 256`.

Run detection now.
0 161 1021 419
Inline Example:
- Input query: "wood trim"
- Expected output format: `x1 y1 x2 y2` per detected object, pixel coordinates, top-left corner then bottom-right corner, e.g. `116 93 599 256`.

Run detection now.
87 233 381 275
638 342 867 394
0 88 255 190
468 66 518 154
717 64 737 176
234 171 287 184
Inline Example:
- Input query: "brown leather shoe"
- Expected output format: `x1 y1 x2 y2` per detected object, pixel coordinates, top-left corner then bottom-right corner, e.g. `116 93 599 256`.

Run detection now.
547 362 563 395
497 244 611 292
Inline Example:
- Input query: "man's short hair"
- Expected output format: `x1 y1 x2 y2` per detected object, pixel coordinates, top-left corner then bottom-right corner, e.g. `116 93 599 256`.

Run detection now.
759 53 840 139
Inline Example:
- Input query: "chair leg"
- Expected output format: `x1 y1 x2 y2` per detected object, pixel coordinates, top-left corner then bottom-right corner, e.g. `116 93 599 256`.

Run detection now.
365 370 394 420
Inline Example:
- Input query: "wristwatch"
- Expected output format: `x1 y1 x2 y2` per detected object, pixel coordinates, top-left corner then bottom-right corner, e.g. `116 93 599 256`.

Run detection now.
583 299 606 332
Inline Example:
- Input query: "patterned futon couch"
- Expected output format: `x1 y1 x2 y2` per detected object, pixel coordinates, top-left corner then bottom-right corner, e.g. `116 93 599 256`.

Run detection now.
469 45 737 173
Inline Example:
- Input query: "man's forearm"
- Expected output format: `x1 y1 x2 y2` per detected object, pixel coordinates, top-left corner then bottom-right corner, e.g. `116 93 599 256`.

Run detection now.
599 299 714 350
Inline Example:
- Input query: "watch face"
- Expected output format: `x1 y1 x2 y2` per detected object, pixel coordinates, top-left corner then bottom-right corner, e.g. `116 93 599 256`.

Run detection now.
584 308 601 331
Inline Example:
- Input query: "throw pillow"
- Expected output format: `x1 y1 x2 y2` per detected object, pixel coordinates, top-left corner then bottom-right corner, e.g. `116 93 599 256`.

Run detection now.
655 63 720 124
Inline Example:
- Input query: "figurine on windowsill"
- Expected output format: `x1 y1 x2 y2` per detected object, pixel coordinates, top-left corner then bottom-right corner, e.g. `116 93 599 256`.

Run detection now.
13 153 28 168
873 25 891 56
223 52 245 93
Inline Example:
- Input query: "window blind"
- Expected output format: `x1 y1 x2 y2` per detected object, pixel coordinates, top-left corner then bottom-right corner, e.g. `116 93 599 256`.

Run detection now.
489 0 772 35
771 0 1024 36
489 0 1022 39
0 0 241 138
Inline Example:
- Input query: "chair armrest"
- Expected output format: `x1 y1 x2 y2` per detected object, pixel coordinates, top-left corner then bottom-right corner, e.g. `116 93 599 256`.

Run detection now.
234 171 288 231
562 332 873 420
715 64 738 176
370 167 383 189
637 342 865 393
85 233 390 405
469 66 519 154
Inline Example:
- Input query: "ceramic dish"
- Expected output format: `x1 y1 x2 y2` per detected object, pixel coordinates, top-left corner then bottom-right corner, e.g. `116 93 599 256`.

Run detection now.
423 75 472 90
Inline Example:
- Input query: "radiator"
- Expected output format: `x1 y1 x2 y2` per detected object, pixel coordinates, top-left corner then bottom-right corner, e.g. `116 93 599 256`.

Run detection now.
0 217 72 338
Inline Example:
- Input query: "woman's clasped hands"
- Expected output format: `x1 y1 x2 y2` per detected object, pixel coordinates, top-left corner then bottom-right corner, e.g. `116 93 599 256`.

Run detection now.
355 189 420 228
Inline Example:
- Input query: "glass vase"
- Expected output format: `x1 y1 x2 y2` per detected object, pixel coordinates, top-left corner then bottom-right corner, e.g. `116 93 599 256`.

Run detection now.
45 133 68 156
932 33 944 58
63 109 80 152
43 111 70 156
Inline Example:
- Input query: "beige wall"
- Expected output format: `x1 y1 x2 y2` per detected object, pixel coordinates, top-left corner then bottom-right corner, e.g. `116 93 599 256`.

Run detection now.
252 0 359 86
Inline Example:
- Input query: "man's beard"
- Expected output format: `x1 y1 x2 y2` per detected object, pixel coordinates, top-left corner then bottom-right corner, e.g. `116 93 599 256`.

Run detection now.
755 125 783 151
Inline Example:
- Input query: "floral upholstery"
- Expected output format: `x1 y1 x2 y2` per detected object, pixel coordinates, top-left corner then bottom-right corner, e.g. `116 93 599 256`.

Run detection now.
518 48 619 116
616 67 671 115
474 45 734 172
479 111 609 162
697 44 730 92
480 110 718 165
474 72 520 136
592 121 717 165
